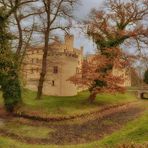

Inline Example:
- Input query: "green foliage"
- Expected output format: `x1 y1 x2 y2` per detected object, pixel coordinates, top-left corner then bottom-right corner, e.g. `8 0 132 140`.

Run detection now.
0 6 22 112
2 72 22 112
144 69 148 84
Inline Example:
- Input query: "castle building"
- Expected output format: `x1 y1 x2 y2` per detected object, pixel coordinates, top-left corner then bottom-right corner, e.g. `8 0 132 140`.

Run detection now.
112 66 131 87
22 34 83 96
22 34 131 96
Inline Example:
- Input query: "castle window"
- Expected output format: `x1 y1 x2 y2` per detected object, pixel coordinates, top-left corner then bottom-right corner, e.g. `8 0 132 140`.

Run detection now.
31 68 34 74
52 80 55 86
53 66 58 74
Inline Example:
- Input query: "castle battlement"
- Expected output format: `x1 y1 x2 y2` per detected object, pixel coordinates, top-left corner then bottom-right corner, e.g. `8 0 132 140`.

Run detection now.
48 50 78 58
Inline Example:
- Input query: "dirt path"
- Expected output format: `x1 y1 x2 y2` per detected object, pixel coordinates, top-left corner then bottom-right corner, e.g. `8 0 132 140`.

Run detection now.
0 101 146 145
47 103 144 145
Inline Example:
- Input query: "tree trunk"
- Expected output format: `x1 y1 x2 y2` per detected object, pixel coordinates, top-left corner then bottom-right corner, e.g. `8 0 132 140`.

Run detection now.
36 0 51 100
36 65 46 100
36 32 49 99
36 24 50 99
88 91 97 103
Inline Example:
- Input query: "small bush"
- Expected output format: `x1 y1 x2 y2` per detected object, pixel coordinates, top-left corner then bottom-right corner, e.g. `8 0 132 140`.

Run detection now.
2 74 22 112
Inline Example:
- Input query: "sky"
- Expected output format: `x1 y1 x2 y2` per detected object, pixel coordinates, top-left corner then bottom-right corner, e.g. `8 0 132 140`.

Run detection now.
20 0 104 54
72 0 104 54
74 0 104 19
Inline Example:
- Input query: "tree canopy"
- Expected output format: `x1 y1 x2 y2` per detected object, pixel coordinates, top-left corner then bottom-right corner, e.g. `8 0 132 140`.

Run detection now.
70 0 148 102
0 2 22 112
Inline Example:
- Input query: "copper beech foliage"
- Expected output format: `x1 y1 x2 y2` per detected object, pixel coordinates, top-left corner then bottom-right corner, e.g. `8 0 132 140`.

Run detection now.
69 48 128 97
70 0 148 102
87 0 148 49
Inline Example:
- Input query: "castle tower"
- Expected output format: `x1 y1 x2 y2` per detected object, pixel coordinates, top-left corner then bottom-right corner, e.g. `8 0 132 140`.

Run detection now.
43 52 79 96
65 34 74 51
22 34 83 96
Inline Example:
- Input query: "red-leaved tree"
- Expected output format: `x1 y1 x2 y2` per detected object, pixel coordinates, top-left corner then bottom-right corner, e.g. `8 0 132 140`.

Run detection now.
70 0 148 102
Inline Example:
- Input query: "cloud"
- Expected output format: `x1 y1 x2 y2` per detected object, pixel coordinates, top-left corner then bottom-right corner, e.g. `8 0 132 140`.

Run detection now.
74 0 104 20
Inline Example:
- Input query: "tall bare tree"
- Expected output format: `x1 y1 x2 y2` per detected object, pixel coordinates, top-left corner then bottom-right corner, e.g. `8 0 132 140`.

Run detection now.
36 0 78 99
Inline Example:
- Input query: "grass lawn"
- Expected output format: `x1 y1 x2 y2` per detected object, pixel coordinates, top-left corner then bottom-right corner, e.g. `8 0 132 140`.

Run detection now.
0 89 137 117
0 90 147 148
94 101 148 148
